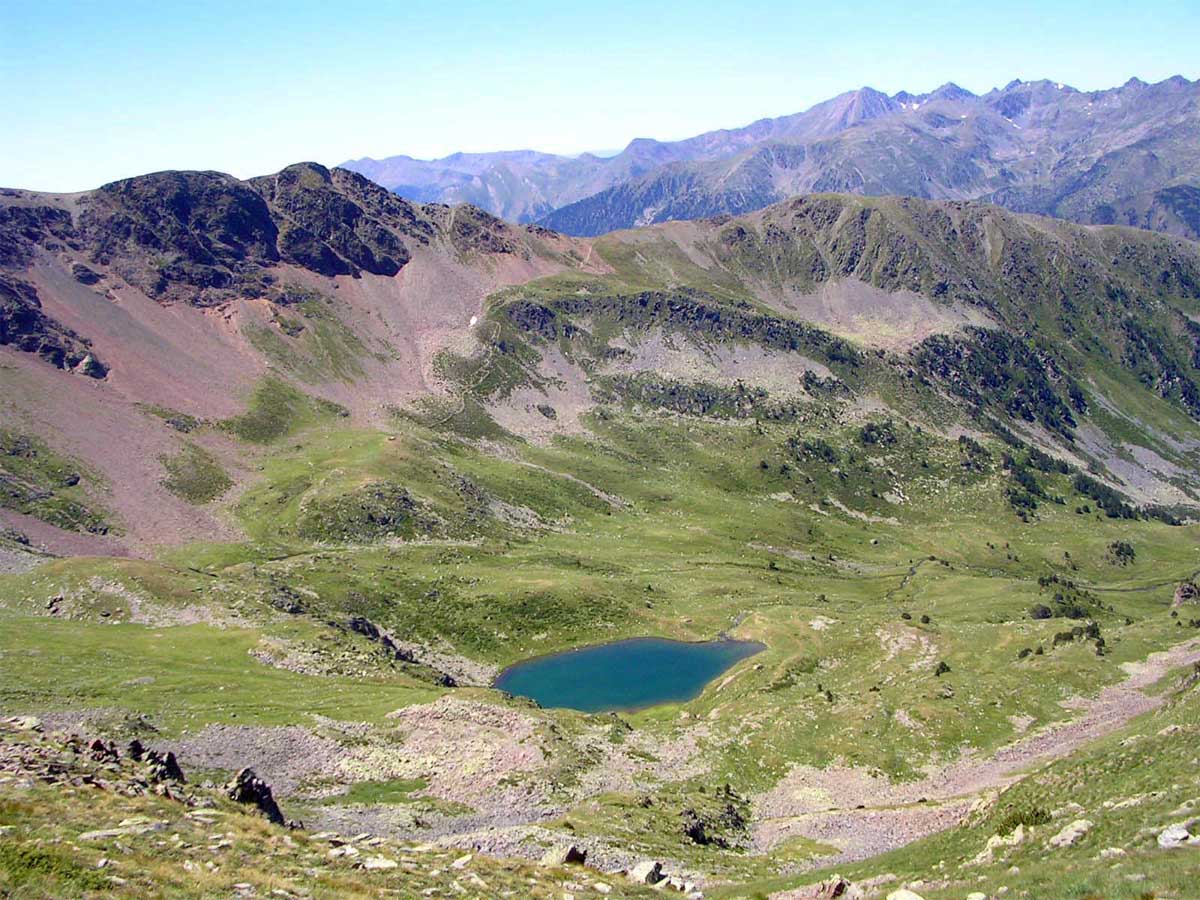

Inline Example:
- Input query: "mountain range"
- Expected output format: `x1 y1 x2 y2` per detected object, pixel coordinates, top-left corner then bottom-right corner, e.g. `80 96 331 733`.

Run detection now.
343 75 1200 240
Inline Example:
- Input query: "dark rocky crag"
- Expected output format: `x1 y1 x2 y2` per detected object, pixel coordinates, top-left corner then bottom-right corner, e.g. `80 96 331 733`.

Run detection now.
0 274 107 377
74 163 440 304
0 162 541 381
0 162 520 313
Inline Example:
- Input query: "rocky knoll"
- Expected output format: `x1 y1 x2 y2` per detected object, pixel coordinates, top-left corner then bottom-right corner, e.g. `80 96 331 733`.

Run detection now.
73 163 442 303
0 162 526 310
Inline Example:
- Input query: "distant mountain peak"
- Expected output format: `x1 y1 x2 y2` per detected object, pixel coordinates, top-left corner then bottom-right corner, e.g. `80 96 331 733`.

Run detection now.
814 86 900 129
624 137 664 152
929 81 976 102
342 73 1200 242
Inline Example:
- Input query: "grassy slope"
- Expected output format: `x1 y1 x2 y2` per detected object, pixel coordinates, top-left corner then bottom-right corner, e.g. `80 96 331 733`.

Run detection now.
0 427 111 534
2 407 1196 890
724 668 1200 899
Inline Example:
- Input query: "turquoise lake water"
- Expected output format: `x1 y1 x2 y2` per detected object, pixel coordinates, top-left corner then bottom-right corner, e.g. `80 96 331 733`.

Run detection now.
493 637 765 713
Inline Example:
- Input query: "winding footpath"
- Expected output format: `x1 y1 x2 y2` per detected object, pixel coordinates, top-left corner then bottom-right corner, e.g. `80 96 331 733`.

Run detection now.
752 636 1200 866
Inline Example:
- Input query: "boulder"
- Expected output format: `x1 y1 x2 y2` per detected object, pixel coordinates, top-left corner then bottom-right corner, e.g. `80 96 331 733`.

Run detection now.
347 616 381 640
1174 581 1199 606
972 823 1025 864
226 767 285 825
628 860 663 884
812 875 864 898
886 890 926 900
87 738 119 760
71 262 102 285
540 844 587 866
1157 820 1200 848
129 745 185 782
1047 818 1093 848
681 808 712 845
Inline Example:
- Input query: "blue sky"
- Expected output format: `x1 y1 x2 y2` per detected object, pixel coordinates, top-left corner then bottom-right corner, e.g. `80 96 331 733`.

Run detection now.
2 0 1198 191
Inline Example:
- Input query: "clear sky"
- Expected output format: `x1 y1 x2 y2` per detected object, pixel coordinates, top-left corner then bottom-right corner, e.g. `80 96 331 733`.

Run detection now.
2 0 1198 192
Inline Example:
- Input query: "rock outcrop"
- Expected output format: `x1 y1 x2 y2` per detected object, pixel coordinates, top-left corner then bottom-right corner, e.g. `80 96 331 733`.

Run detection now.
540 844 587 866
1 162 529 310
225 766 285 825
0 275 107 376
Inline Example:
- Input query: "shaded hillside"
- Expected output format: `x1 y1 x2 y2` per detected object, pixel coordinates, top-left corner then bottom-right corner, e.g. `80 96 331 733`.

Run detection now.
0 163 598 552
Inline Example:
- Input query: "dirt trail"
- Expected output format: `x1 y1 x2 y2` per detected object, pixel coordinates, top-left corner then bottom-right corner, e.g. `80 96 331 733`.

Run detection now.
752 636 1200 866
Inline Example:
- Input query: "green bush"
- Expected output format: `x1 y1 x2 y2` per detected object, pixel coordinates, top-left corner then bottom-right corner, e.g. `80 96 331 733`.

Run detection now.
991 802 1051 836
159 443 232 504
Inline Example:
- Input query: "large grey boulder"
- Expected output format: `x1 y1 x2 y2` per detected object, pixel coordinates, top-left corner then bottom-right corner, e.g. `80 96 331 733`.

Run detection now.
1158 819 1200 848
540 844 587 866
1047 818 1093 848
628 860 663 884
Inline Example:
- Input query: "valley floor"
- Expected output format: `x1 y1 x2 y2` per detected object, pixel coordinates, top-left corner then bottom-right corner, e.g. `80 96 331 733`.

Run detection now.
4 408 1200 898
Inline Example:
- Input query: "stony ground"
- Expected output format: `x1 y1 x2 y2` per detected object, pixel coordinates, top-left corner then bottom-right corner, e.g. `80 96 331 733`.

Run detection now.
0 717 672 898
151 695 719 881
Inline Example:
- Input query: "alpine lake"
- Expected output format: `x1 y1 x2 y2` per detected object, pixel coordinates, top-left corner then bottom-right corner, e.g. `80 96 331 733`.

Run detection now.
493 637 765 713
